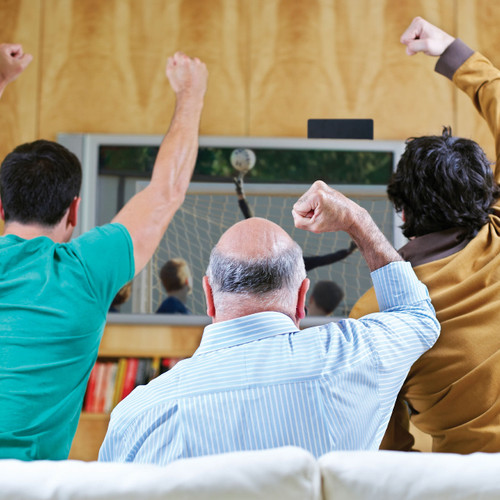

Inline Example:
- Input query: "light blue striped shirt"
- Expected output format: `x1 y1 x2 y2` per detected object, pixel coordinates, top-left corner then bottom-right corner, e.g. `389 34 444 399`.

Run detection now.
99 262 439 464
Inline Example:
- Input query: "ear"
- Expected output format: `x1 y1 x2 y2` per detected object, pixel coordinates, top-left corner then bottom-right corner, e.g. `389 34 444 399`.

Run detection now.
202 276 216 319
184 276 193 294
67 197 81 228
296 278 310 322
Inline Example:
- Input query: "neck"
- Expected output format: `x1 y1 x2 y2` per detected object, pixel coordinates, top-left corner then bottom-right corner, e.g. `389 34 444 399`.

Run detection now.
2 221 68 243
213 304 300 328
307 302 329 316
168 287 190 304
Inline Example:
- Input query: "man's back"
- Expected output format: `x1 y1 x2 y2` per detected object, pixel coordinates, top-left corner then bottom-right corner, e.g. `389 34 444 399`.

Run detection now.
0 225 133 460
403 210 500 452
351 209 500 452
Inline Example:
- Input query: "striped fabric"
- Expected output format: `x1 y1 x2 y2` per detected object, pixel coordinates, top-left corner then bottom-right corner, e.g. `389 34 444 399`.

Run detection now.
99 261 439 465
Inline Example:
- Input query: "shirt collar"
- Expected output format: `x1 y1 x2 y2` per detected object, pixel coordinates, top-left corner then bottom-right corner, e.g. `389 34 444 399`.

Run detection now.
195 311 299 355
398 227 471 267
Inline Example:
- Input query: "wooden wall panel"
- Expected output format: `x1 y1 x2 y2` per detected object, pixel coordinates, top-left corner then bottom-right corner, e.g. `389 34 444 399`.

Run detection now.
248 0 456 139
2 1 498 179
456 0 500 162
3 2 498 145
0 0 41 235
0 0 41 160
39 0 248 140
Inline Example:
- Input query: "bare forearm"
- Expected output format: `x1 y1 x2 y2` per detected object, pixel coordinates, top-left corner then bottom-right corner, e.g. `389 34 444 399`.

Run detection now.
347 209 402 271
151 95 203 201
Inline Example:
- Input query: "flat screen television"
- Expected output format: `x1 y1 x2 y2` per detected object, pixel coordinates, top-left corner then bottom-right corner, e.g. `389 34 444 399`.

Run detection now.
58 134 406 318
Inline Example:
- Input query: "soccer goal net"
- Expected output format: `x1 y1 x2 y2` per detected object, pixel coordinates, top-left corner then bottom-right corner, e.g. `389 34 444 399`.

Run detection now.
133 182 400 318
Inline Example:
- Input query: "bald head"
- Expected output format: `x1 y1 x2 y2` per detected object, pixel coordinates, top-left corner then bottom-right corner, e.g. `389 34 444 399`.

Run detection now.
205 218 307 322
216 217 296 260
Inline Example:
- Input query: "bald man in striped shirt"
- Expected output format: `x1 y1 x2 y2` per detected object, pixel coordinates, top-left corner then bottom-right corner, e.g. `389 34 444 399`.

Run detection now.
100 181 440 465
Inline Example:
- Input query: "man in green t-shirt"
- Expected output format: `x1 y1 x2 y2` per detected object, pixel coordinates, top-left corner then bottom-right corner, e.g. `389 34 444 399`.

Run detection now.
0 44 208 460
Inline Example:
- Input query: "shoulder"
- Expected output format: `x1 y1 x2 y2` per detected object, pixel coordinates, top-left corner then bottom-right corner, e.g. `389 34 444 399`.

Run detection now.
70 223 131 247
157 297 188 314
66 223 134 268
63 223 135 295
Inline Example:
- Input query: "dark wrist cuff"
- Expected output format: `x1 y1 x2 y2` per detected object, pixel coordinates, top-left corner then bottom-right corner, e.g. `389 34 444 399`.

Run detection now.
435 38 475 80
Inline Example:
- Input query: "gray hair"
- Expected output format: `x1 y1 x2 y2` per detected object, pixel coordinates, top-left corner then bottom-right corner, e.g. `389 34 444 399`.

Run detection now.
206 242 306 314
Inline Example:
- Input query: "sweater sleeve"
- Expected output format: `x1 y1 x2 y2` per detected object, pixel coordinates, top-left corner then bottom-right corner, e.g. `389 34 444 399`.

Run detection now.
438 40 500 183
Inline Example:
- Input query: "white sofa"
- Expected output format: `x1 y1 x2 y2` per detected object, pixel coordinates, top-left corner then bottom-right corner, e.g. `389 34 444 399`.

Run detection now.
1 446 500 500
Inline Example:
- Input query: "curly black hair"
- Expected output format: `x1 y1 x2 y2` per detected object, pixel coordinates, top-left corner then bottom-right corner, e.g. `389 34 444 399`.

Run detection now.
388 127 500 239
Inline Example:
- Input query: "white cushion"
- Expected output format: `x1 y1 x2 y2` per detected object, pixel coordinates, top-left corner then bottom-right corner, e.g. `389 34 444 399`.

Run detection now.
0 446 320 500
319 450 500 500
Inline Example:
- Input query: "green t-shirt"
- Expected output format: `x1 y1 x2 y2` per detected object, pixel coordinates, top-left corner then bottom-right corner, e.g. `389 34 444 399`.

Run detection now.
0 223 134 460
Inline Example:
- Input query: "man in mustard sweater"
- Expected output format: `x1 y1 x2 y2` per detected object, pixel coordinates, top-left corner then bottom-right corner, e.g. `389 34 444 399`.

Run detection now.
350 17 500 454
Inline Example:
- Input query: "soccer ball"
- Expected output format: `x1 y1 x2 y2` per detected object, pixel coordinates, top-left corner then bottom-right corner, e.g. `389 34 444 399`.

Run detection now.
230 148 256 174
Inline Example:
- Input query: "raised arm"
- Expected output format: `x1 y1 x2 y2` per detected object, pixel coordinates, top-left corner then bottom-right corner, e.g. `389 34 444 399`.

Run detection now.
303 241 357 272
0 43 32 98
402 17 500 183
449 50 500 171
112 52 208 276
295 182 439 451
233 176 253 219
292 181 402 272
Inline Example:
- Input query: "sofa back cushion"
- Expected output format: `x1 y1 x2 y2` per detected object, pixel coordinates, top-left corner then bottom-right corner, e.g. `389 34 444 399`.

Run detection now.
319 450 500 500
0 446 320 500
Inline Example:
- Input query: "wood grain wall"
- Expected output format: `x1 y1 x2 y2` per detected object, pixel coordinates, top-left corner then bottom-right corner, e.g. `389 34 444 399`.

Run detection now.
1 0 499 172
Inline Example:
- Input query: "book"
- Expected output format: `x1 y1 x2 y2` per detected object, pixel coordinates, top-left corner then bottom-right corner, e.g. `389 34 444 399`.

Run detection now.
120 358 139 400
134 358 152 387
150 357 161 380
83 363 99 412
84 362 104 413
160 357 182 374
92 362 107 413
103 362 118 413
96 362 111 413
111 358 128 410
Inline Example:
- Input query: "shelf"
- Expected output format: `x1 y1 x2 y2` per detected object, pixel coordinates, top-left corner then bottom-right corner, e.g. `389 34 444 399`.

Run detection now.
99 322 204 358
79 412 110 421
